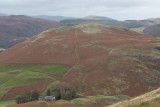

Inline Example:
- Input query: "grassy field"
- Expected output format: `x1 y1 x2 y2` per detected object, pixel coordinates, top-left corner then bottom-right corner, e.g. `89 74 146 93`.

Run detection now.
0 64 67 74
0 64 67 99
0 100 16 107
130 27 145 34
35 101 50 107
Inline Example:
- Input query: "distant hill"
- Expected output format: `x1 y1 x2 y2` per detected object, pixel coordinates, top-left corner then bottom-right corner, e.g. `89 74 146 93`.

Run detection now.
0 13 8 16
30 15 74 21
143 24 160 37
28 15 160 38
130 18 160 37
1 13 160 49
145 18 160 24
60 17 160 37
60 15 120 26
60 19 123 27
83 15 116 20
31 15 115 21
60 18 155 28
0 15 60 48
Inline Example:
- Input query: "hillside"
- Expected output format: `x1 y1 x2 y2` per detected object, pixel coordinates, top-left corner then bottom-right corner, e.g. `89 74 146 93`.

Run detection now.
138 18 160 37
109 87 160 107
145 18 160 24
0 15 60 48
143 24 160 37
0 24 160 106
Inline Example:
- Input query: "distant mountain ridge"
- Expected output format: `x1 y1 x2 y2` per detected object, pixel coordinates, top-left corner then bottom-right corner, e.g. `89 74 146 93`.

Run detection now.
30 15 115 21
60 17 160 37
143 24 160 37
0 13 8 16
1 12 160 48
83 15 116 20
0 15 60 48
30 15 75 21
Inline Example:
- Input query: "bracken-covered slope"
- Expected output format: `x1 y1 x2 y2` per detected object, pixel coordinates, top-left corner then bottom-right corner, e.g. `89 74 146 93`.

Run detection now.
0 24 160 104
0 15 60 48
0 24 154 64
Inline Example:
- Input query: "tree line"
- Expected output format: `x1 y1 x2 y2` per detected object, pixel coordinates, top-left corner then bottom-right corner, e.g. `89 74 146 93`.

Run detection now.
16 87 76 104
47 87 76 100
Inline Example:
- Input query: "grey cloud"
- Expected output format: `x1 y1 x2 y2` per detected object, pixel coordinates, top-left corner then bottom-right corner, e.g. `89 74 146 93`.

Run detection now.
0 0 160 20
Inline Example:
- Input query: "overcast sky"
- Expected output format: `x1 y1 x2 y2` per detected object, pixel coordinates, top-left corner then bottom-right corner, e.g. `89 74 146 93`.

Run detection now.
0 0 160 20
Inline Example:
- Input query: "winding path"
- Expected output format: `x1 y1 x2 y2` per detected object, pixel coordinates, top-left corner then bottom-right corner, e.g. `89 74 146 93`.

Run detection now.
63 30 79 77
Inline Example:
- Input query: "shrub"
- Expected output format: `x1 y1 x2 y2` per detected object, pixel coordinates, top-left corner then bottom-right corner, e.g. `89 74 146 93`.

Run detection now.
61 88 76 100
52 88 61 100
16 95 31 104
51 87 76 101
16 90 39 104
31 90 39 100
47 89 51 96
